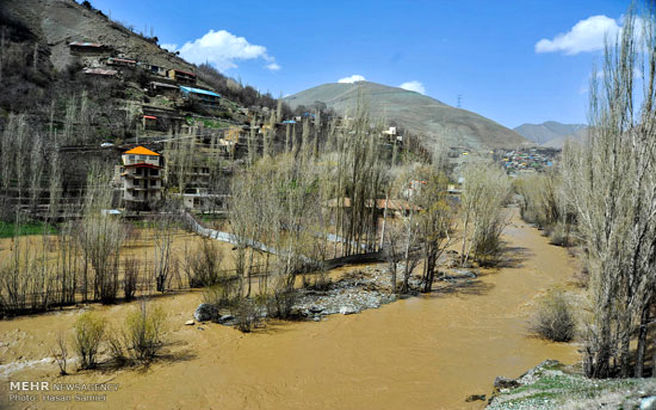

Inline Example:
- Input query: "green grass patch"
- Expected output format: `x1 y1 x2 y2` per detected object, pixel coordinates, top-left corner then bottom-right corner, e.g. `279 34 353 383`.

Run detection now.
0 221 57 238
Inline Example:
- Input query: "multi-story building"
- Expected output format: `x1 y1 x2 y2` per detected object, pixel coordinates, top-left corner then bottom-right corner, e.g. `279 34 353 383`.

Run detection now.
119 146 162 210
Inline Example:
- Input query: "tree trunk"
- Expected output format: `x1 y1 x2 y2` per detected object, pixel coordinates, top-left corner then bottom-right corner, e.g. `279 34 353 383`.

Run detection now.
652 322 656 377
635 304 650 377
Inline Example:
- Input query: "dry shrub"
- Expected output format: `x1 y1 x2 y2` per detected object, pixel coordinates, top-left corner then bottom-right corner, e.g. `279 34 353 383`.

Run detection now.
531 290 576 342
124 302 166 363
51 332 68 375
106 329 128 365
302 271 331 291
123 257 139 301
233 297 262 333
188 239 223 287
73 312 106 369
548 222 573 247
202 279 239 309
266 275 297 319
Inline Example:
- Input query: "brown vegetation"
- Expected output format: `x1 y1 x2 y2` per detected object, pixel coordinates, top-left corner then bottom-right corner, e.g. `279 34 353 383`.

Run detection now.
531 290 576 342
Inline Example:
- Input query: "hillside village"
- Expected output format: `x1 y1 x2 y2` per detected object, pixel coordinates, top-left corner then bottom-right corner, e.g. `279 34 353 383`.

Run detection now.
0 0 561 221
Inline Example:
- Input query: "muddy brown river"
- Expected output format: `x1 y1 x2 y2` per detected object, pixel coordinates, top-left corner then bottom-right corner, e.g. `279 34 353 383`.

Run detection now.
0 210 580 409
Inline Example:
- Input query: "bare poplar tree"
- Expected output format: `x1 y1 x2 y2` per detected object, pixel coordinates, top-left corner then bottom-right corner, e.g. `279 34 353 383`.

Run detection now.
561 8 656 378
459 160 511 266
77 164 125 303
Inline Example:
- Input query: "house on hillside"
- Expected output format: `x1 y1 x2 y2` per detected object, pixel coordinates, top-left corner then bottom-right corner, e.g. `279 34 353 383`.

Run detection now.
138 63 168 77
182 188 227 213
143 115 158 130
168 68 197 85
106 57 137 68
118 146 163 210
149 81 179 97
179 86 221 107
142 105 185 130
69 41 111 55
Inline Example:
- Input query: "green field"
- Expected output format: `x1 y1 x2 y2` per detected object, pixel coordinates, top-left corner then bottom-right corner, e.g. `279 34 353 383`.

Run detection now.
0 221 57 238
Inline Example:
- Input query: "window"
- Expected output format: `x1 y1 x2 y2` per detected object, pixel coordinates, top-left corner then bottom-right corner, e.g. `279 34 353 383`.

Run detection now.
129 155 135 161
151 169 158 176
151 180 157 186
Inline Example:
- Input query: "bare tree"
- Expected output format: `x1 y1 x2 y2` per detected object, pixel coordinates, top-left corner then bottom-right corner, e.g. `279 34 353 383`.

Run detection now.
77 165 125 304
459 160 511 267
561 7 656 378
151 209 176 293
415 169 455 293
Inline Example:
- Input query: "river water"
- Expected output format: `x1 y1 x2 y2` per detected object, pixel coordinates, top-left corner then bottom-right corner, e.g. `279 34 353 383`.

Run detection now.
0 210 579 409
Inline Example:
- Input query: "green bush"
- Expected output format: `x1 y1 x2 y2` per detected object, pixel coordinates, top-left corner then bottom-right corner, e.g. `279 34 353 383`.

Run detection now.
73 312 106 369
125 303 166 362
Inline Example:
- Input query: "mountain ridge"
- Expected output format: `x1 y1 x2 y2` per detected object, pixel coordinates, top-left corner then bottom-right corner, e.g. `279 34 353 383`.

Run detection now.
284 81 527 151
514 121 588 148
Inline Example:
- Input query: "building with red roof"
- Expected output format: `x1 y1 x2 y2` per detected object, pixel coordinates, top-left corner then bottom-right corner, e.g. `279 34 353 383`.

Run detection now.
119 146 162 210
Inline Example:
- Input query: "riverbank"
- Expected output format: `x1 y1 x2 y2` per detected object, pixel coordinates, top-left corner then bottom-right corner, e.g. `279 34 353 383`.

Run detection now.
0 209 581 409
487 360 656 409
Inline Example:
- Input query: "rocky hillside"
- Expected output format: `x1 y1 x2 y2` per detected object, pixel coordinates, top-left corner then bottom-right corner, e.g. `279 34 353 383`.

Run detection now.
3 0 197 81
514 121 588 148
284 81 528 151
0 0 282 130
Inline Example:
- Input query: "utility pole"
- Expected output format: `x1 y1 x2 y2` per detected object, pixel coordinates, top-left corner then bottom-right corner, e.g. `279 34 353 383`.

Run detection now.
457 94 462 108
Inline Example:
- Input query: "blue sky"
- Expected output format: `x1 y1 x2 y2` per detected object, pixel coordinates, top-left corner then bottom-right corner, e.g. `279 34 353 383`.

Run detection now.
88 0 630 128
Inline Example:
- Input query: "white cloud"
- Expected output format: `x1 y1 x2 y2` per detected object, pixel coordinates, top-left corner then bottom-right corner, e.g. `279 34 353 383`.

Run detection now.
160 43 178 52
177 29 279 71
535 15 620 55
399 81 426 94
338 74 366 83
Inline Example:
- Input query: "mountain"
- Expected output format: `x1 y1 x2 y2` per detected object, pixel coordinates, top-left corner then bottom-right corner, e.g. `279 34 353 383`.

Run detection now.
514 121 588 148
284 82 527 151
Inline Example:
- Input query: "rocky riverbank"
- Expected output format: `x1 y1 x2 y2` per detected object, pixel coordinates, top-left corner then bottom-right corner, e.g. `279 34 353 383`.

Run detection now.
487 360 656 409
193 262 481 325
292 266 398 319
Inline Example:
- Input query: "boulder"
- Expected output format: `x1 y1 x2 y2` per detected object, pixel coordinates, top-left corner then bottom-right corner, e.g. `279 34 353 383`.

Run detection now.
185 320 195 326
453 269 477 278
494 376 520 391
194 303 218 322
217 314 235 324
641 396 656 410
339 305 357 315
465 394 486 402
309 305 324 314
